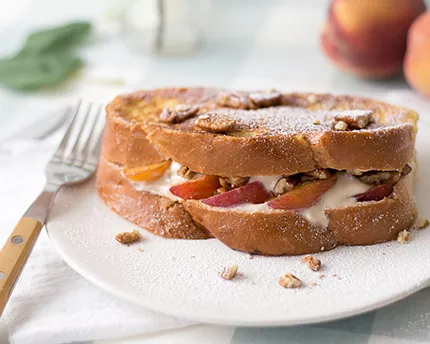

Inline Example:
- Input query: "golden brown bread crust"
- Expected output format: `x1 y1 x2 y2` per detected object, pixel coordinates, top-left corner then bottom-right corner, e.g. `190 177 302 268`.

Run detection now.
144 125 414 176
103 87 418 175
183 174 416 256
96 158 212 239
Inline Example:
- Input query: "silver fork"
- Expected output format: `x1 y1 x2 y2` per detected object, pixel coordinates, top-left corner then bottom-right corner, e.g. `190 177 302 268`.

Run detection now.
0 101 104 316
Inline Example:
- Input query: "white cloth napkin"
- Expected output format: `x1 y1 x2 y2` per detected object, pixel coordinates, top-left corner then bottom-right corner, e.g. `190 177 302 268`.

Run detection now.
0 136 194 344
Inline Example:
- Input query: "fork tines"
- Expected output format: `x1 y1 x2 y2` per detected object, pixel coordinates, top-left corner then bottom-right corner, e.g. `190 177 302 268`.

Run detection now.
53 100 104 168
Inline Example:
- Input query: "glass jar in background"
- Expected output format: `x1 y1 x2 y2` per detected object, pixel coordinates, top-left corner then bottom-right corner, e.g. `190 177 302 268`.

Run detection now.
121 0 211 56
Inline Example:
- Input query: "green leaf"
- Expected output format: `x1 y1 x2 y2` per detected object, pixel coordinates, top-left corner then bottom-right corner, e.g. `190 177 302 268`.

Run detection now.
17 21 92 56
0 53 82 90
0 21 91 90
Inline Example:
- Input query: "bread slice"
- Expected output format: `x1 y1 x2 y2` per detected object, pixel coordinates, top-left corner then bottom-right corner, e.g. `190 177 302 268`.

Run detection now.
144 94 417 176
98 87 418 255
183 172 416 255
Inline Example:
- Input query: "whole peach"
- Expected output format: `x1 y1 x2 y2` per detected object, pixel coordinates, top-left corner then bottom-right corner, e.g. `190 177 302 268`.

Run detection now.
321 0 426 79
404 11 430 96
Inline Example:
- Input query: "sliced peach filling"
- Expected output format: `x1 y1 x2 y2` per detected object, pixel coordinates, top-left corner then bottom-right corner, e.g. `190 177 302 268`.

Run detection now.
268 175 337 210
354 184 394 202
169 175 221 200
123 160 171 182
202 181 270 207
123 161 406 208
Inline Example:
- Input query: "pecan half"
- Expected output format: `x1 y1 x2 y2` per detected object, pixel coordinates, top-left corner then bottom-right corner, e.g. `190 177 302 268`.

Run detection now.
194 112 236 133
248 90 281 108
219 176 250 191
217 90 281 109
159 104 200 124
217 92 253 109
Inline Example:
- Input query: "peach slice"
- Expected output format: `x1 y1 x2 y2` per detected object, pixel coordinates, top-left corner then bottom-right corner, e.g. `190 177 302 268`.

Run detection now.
123 160 171 182
170 175 221 200
268 175 337 210
201 181 270 207
354 184 394 202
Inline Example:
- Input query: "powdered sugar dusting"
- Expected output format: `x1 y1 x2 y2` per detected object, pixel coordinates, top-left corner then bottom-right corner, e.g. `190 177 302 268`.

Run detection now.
211 107 376 134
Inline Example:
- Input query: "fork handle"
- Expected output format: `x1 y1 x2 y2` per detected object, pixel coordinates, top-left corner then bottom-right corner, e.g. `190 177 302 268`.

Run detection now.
0 218 43 315
0 188 57 316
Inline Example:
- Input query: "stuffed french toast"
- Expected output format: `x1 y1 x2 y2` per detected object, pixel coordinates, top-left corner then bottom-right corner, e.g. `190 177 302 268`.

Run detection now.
97 87 418 255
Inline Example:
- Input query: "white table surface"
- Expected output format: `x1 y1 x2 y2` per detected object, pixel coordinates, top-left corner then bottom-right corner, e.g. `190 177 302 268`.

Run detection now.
1 1 430 343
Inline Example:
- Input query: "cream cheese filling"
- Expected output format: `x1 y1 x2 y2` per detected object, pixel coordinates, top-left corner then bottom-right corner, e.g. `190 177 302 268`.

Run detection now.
301 173 370 227
125 165 373 227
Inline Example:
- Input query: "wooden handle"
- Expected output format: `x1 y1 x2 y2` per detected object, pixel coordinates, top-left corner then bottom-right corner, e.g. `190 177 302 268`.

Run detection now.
0 217 43 316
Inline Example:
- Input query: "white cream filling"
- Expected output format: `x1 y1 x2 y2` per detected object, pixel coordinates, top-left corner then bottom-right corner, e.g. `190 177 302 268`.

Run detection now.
125 165 371 227
249 175 282 192
301 173 370 227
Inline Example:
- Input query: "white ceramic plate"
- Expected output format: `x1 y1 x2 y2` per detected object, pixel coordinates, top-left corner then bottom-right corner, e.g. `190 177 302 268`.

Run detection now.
47 123 430 327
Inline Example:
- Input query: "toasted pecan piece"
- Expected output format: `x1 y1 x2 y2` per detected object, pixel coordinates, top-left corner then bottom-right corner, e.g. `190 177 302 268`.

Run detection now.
160 104 200 124
115 230 141 244
219 176 250 191
273 177 296 196
217 92 253 109
219 265 238 280
177 166 196 179
333 110 372 129
358 171 401 185
194 112 236 133
217 90 281 109
300 169 331 183
278 273 302 288
334 120 348 131
397 230 410 244
248 90 281 108
302 255 321 271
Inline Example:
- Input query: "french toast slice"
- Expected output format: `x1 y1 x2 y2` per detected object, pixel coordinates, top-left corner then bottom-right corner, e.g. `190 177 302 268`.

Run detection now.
144 93 417 176
98 87 419 255
104 88 418 174
183 171 416 255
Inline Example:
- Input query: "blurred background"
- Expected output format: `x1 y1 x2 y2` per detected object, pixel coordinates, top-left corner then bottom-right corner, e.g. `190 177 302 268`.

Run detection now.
0 0 429 139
